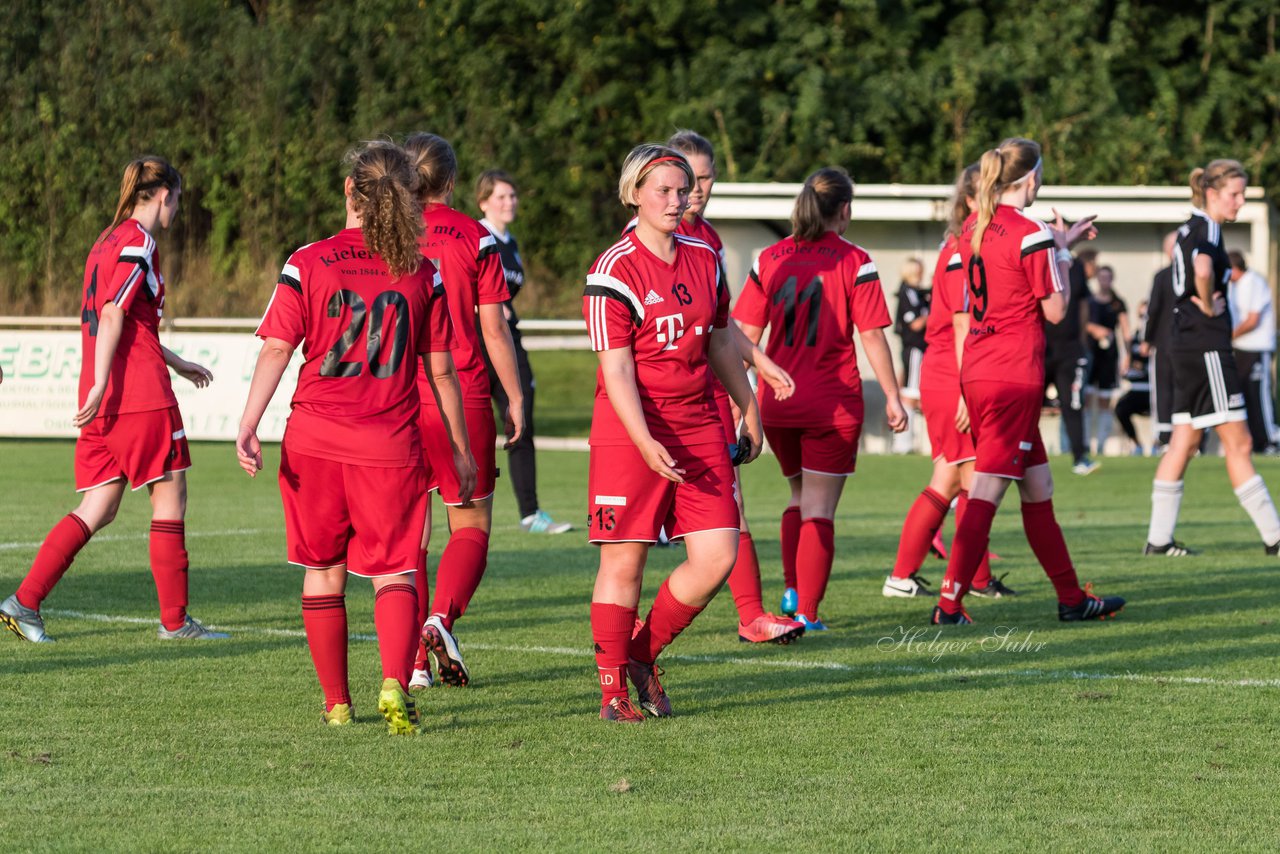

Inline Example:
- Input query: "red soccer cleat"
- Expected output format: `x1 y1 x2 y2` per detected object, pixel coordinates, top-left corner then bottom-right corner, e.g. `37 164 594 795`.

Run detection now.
737 613 805 644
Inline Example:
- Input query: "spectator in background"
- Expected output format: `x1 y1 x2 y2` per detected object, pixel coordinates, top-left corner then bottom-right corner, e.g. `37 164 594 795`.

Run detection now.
1045 247 1097 474
893 257 929 453
1115 300 1152 454
1085 265 1131 455
1144 231 1179 451
1228 249 1278 454
475 170 572 534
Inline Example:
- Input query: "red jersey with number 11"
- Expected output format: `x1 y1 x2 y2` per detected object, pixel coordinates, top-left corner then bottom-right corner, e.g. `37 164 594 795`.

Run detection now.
256 228 454 467
732 231 891 427
956 206 1063 388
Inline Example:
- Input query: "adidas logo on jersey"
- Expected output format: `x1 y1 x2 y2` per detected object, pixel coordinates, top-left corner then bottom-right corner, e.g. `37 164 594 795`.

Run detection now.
643 289 665 306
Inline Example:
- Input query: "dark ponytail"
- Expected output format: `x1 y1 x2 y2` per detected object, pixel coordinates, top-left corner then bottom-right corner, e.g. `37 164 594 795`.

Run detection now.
344 141 423 279
791 167 853 243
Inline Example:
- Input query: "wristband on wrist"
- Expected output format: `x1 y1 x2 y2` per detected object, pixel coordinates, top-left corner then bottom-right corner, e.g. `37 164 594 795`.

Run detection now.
1055 248 1073 264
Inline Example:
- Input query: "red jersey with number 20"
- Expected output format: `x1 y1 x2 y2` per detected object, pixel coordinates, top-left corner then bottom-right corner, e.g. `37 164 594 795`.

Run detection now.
957 206 1063 387
732 231 891 427
417 203 510 408
78 219 177 416
919 235 964 392
584 232 729 447
256 228 454 467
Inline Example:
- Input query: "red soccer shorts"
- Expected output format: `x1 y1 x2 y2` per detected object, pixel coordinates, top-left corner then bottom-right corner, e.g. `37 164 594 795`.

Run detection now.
920 382 976 466
278 444 427 577
963 380 1049 480
419 403 497 505
74 405 191 492
586 441 738 543
764 421 862 479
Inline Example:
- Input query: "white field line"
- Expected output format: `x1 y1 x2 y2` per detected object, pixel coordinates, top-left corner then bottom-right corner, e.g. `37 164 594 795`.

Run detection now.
42 608 1280 690
0 528 269 552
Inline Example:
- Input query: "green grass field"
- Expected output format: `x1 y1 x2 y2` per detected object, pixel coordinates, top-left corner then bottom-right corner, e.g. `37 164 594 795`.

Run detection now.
2 439 1279 850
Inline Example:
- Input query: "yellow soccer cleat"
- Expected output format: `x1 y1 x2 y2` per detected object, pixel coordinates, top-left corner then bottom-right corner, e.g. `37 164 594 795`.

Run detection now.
376 678 420 736
323 703 354 726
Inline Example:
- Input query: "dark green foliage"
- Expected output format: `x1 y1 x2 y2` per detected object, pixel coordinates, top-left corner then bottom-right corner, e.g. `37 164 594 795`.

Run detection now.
2 0 1277 316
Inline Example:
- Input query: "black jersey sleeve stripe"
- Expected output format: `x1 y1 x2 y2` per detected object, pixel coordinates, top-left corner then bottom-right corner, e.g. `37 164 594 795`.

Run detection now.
583 284 641 326
1021 237 1055 257
854 271 880 285
477 241 499 261
278 273 302 293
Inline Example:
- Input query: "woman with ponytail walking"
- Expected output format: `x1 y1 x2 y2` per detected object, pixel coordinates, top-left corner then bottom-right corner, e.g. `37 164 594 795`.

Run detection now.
931 138 1124 625
1 156 223 644
1143 160 1280 557
734 167 908 631
237 141 465 734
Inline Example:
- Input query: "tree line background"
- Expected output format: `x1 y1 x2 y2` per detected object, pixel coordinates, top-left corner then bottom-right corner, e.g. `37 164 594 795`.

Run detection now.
3 0 1278 318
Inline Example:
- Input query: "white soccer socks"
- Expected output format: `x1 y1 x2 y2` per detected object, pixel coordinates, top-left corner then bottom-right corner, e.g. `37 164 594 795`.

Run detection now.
1147 479 1184 547
1234 474 1280 547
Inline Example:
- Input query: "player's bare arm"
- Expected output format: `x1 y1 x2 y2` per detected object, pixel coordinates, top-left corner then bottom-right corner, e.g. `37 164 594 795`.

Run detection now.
161 345 213 388
74 301 125 428
424 350 477 504
596 346 685 483
1190 253 1225 317
952 310 971 432
478 301 526 447
707 326 763 464
235 337 294 477
858 328 908 433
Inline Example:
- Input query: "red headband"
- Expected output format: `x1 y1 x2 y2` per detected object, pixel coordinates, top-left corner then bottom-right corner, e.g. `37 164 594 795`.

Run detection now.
644 156 685 170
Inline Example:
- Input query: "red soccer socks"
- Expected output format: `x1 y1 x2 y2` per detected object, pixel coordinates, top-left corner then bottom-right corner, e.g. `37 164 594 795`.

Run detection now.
937 498 996 614
591 601 638 702
630 579 704 666
16 514 92 610
727 532 766 624
374 583 418 691
430 527 488 631
1021 499 1085 606
149 519 189 631
795 517 835 620
780 506 801 590
302 593 350 710
892 488 949 579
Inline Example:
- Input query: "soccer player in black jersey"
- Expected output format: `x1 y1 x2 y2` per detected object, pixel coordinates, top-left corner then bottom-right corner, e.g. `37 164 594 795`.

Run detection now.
1145 160 1280 556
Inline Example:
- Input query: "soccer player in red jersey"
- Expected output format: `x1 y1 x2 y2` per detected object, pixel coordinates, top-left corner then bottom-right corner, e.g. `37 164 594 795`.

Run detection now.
664 130 802 644
884 165 1011 599
402 133 524 691
734 168 909 631
0 156 224 644
1143 160 1280 556
236 141 468 733
931 137 1125 625
586 143 763 723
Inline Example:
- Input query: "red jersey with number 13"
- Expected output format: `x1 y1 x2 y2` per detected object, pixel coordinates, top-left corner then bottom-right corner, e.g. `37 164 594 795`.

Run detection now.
957 206 1063 387
256 228 454 467
732 231 890 426
583 232 728 447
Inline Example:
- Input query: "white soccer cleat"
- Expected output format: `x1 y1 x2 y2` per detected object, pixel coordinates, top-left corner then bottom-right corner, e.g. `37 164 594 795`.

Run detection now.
409 668 434 692
0 594 55 643
882 573 933 598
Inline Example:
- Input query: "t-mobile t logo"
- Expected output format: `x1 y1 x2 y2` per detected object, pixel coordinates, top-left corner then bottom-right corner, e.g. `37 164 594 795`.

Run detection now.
654 313 685 351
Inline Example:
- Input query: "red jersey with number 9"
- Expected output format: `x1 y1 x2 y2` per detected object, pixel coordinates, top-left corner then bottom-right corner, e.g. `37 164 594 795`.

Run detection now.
78 219 177 416
956 206 1063 387
256 228 454 467
732 231 891 427
583 231 729 447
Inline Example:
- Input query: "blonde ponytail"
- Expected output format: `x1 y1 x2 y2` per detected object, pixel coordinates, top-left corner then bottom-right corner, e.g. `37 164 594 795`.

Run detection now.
969 138 1040 256
107 156 181 235
947 163 980 240
1190 159 1247 209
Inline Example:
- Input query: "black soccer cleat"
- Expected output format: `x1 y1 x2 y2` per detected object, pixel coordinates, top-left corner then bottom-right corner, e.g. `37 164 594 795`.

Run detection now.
1266 541 1280 556
970 573 1018 598
1058 592 1126 622
1143 541 1198 556
930 605 973 625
